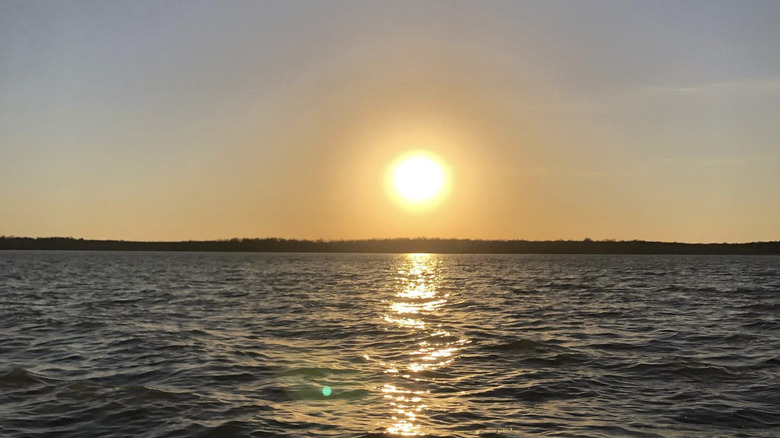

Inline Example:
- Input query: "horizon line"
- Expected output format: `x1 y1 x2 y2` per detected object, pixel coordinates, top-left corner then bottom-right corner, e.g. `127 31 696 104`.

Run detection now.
2 236 779 246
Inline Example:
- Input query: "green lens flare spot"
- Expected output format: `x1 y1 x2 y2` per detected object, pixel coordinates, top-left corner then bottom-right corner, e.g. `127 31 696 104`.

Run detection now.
322 386 332 397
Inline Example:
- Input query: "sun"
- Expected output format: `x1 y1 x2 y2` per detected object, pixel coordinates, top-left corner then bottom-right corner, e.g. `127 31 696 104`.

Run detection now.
389 152 448 207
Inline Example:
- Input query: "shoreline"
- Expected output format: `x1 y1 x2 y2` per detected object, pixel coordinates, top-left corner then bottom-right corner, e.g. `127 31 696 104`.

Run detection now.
2 237 779 255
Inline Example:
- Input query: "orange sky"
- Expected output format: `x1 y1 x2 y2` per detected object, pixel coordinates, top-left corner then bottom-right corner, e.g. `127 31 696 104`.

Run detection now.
1 2 779 242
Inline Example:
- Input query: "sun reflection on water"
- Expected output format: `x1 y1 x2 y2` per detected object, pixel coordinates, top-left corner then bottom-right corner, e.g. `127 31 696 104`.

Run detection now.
375 253 467 436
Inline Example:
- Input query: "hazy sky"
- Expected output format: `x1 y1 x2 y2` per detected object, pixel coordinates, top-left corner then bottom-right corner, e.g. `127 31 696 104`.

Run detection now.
2 1 779 242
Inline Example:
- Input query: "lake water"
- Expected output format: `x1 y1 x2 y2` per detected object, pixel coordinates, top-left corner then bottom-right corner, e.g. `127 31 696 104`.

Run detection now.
1 251 778 437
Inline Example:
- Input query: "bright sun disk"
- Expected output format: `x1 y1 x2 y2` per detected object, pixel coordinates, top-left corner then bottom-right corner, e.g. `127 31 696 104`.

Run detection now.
391 153 446 205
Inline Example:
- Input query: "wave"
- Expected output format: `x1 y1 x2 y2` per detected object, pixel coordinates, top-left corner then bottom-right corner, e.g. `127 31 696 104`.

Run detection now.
277 366 359 377
619 361 739 380
0 366 44 387
675 407 780 429
484 338 548 352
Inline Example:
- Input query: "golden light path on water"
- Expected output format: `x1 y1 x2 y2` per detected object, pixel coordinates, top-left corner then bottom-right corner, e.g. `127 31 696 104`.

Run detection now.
378 254 468 436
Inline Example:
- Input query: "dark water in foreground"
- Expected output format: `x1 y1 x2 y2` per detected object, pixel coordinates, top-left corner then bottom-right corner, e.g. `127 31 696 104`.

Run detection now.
1 252 778 437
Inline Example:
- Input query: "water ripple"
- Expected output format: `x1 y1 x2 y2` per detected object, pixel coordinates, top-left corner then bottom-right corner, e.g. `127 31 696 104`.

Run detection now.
0 252 778 437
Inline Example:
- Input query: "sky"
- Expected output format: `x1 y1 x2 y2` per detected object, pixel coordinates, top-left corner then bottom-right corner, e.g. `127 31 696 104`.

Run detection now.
1 0 779 242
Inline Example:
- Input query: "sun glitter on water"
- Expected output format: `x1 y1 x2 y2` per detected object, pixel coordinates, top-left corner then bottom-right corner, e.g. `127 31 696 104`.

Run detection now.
388 151 449 208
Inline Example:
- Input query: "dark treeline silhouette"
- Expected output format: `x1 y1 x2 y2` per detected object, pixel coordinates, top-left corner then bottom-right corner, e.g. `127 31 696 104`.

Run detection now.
1 236 779 254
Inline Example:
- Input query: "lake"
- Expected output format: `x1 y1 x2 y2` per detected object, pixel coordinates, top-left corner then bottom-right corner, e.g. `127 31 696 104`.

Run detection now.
1 251 778 437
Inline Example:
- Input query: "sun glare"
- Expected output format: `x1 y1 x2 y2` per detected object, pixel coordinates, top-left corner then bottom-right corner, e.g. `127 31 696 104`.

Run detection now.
389 152 448 206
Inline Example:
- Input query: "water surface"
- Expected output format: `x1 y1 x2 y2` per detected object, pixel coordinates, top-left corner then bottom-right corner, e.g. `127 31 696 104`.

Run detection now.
1 252 778 437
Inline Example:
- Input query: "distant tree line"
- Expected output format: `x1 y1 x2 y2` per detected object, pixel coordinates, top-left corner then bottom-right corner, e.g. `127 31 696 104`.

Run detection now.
1 236 779 254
